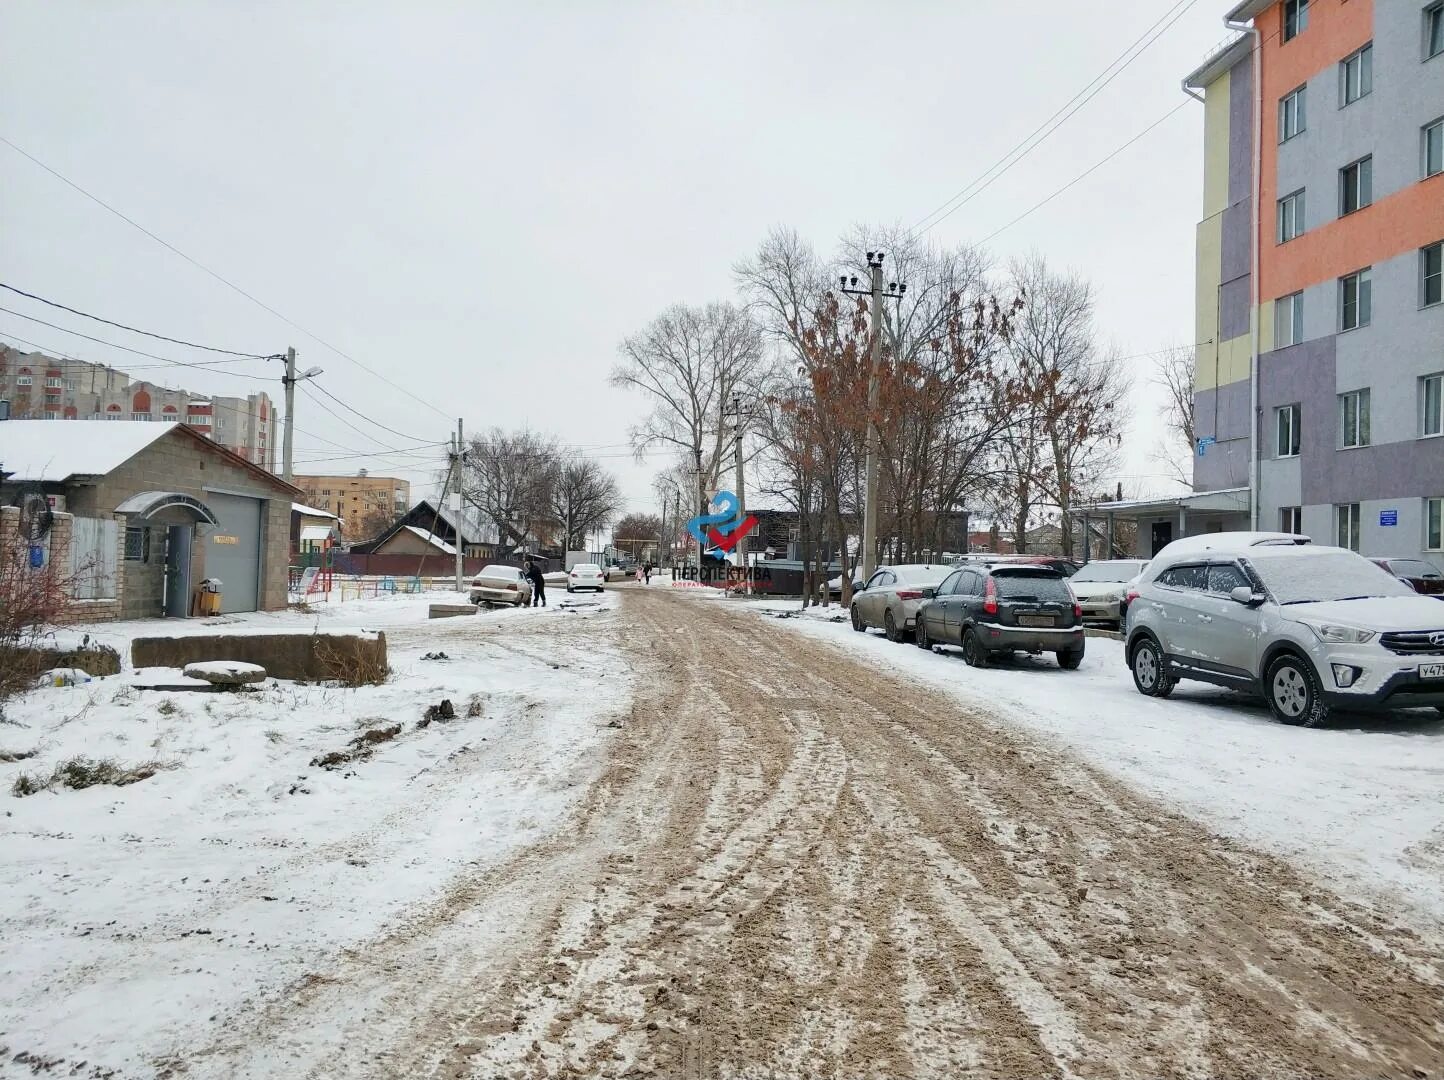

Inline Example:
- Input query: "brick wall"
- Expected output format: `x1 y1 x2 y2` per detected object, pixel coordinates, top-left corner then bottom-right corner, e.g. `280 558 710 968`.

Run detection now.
0 507 123 622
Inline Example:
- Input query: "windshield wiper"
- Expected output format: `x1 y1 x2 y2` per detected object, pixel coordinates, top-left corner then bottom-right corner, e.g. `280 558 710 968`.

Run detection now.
1282 594 1377 604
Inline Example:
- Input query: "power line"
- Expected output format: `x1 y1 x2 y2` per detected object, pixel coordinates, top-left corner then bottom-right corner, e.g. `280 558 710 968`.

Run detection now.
0 281 281 359
297 382 410 454
0 133 453 422
0 307 271 378
909 0 1203 239
977 100 1192 246
307 381 430 444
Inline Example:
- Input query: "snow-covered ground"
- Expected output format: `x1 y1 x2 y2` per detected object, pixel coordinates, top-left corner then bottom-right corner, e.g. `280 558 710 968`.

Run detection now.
746 597 1444 932
0 591 628 1075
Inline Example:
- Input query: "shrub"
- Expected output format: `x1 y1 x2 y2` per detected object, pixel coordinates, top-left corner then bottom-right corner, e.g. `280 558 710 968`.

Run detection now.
10 755 173 797
314 637 388 687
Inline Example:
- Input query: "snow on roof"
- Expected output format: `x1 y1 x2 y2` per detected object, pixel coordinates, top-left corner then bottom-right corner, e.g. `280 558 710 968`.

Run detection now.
0 419 175 482
402 525 457 555
299 525 334 542
292 502 340 520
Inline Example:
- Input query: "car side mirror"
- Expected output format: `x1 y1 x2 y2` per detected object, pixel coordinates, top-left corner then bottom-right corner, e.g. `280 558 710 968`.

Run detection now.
1229 585 1264 607
920 586 936 599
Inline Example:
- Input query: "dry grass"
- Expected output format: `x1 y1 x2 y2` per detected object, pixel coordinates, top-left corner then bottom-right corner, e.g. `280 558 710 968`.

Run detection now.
11 755 175 797
314 637 389 687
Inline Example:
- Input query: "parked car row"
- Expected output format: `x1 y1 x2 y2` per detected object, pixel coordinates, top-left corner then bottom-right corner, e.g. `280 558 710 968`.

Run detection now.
850 538 1444 728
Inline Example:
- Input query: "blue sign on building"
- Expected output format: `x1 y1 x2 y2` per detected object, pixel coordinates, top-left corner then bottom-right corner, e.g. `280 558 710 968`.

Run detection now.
1195 435 1216 457
1380 509 1398 527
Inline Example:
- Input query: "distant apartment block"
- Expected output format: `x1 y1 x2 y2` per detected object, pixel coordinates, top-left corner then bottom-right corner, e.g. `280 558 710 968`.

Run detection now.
0 343 276 471
1185 0 1444 559
292 471 411 536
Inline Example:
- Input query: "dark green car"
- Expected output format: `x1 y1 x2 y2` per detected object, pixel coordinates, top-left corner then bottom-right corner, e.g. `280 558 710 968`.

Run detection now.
915 564 1085 669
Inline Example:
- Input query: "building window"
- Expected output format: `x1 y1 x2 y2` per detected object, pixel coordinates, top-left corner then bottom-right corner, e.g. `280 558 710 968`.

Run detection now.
1423 374 1443 437
64 379 77 391
1428 498 1443 551
1280 506 1303 534
132 412 151 422
1275 292 1304 348
1279 85 1307 142
1336 504 1361 551
1277 403 1301 457
1277 189 1306 242
16 375 31 386
1428 2 1443 60
1340 388 1371 448
1425 242 1443 306
44 376 62 389
1341 44 1373 105
1283 0 1309 42
1340 268 1372 331
124 527 150 562
1424 119 1443 179
1340 156 1373 215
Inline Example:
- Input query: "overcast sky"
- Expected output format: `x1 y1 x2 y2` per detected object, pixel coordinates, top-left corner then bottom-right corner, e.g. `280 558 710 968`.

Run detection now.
1 1 1227 520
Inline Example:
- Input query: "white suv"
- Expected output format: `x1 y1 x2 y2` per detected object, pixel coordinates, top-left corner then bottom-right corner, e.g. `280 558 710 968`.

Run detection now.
1125 532 1444 726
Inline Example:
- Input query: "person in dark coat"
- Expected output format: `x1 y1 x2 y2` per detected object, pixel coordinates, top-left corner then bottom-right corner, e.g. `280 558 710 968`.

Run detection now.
524 559 547 607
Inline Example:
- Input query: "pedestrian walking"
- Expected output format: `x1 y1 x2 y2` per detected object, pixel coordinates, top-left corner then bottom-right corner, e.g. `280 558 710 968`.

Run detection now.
643 562 652 585
524 559 547 607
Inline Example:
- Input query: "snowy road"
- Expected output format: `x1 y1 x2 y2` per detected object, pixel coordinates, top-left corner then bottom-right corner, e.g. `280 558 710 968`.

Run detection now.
171 586 1444 1079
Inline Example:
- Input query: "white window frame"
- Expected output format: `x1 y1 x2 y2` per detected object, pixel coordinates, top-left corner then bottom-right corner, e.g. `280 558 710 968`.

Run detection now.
1423 373 1443 438
1280 506 1303 534
1341 43 1372 105
1340 156 1373 215
1339 267 1372 331
1428 2 1443 61
1425 242 1443 307
16 375 31 386
1284 0 1309 42
1275 292 1304 348
1424 118 1443 179
1428 497 1444 552
1277 189 1305 242
1337 503 1361 552
1340 388 1371 449
1276 403 1301 457
1279 85 1307 142
44 376 62 389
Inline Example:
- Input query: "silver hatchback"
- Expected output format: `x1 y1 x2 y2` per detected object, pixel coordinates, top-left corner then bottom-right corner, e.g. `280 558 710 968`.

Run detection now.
850 564 953 643
1125 533 1444 726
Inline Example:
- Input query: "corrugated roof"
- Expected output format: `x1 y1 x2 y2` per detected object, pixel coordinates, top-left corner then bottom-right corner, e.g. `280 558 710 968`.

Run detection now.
0 419 174 482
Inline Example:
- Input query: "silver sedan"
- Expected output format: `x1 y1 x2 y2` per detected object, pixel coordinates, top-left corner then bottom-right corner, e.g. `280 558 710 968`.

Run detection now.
849 564 954 642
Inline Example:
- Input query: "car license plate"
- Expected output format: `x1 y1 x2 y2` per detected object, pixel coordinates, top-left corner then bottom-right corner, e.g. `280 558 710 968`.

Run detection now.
1017 615 1055 628
1421 663 1444 679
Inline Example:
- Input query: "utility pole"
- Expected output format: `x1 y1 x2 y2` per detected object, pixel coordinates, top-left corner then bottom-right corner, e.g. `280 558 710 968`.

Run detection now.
450 419 464 592
281 347 296 484
841 253 906 578
280 346 322 485
732 393 749 594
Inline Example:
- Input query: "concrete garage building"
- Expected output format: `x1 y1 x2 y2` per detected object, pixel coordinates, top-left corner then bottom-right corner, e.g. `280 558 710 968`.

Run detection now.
0 420 299 617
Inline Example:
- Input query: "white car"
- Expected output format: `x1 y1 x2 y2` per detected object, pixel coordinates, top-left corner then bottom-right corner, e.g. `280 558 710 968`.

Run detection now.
1068 559 1149 627
1125 532 1444 725
470 564 532 607
568 563 605 592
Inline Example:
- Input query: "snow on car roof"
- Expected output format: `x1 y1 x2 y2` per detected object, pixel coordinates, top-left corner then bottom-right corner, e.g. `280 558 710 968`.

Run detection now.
1154 531 1311 563
0 419 175 481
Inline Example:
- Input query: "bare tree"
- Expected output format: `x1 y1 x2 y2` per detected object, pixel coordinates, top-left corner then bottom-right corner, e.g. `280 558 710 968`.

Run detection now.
550 454 621 551
1153 346 1196 490
459 429 560 556
612 303 765 520
1002 255 1130 559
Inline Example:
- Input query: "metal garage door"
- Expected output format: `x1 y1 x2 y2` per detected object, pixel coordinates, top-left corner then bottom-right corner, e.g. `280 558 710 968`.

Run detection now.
204 492 264 613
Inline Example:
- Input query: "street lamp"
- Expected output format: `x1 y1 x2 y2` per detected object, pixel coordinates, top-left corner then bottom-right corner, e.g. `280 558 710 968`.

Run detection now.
280 346 325 483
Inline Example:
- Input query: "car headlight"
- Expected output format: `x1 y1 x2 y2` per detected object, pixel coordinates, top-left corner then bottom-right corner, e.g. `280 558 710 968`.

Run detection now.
1298 620 1376 644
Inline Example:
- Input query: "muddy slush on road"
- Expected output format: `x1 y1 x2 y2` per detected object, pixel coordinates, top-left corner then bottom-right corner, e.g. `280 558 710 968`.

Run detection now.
194 587 1444 1079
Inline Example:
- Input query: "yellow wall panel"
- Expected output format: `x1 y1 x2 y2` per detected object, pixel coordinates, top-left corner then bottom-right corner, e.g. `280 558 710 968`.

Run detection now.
1195 332 1252 393
1202 70 1231 219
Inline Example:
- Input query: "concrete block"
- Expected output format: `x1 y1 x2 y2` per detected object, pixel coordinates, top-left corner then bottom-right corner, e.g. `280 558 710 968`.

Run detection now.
131 631 387 682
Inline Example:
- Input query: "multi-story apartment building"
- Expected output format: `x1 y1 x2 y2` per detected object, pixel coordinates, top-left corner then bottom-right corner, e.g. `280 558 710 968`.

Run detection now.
1183 0 1444 560
292 470 411 538
0 344 276 471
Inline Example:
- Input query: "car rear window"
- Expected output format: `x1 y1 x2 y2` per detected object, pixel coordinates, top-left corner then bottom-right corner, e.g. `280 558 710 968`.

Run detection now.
574 564 600 572
991 569 1070 600
896 566 953 585
481 565 520 578
1390 560 1443 579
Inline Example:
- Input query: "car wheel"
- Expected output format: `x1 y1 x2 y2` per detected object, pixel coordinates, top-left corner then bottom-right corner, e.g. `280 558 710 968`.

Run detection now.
1058 646 1084 670
567 585 574 593
1266 654 1331 727
1130 636 1174 698
884 609 902 643
915 616 932 651
962 628 990 668
851 605 865 633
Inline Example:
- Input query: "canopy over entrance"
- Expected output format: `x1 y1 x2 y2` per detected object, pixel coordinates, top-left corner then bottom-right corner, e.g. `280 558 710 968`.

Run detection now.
113 490 220 525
